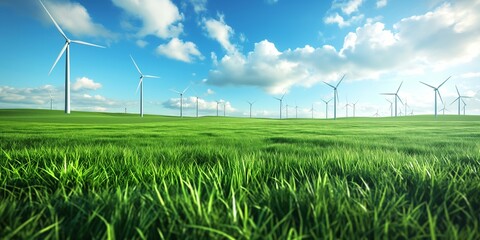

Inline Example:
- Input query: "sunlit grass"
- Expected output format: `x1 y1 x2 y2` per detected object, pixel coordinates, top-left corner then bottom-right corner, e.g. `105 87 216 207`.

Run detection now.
1 109 480 239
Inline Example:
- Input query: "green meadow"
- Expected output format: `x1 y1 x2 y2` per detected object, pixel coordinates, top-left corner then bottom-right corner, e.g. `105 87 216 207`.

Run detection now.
1 109 479 239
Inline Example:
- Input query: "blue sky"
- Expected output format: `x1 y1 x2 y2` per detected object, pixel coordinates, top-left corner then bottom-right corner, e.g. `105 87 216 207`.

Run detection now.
1 0 479 118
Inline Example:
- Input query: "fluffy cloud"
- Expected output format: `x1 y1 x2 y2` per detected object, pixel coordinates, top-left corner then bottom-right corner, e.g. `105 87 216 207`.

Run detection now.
208 1 480 94
156 38 203 62
324 13 364 28
376 0 387 8
203 15 236 53
340 0 363 15
163 97 236 114
112 0 183 39
42 0 114 39
136 39 148 48
189 0 207 14
72 77 102 91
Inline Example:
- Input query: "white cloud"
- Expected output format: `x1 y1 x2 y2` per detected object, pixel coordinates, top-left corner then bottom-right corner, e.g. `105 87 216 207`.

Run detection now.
156 38 203 62
460 72 480 79
42 0 114 39
208 1 480 94
72 77 102 91
206 89 215 95
136 39 148 48
324 13 364 28
341 0 363 15
112 0 183 39
203 15 236 53
189 0 207 13
376 0 387 8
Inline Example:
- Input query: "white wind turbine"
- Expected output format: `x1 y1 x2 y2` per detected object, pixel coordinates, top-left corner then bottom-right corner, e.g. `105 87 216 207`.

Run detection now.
216 100 221 117
130 55 160 117
295 102 298 119
39 0 105 114
380 81 403 117
420 76 450 118
321 98 332 119
286 103 289 119
274 92 286 119
223 101 226 117
352 100 358 117
451 85 471 115
247 101 255 118
171 85 190 117
48 90 54 110
323 74 345 120
309 104 315 119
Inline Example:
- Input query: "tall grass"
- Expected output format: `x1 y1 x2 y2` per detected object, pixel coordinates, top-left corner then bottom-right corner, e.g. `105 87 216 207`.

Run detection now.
1 109 479 239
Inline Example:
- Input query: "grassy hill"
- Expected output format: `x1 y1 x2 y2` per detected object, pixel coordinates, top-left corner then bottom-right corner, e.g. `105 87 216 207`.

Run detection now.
1 109 479 239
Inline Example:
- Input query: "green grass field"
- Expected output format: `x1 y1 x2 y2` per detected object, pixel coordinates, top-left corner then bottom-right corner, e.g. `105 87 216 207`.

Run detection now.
1 109 479 239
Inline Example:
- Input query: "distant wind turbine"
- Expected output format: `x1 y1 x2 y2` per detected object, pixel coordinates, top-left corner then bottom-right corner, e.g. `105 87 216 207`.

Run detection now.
130 55 160 117
223 101 226 117
247 101 255 118
373 110 379 117
451 85 471 115
380 81 403 117
216 100 221 117
171 85 190 117
324 74 345 120
420 76 450 118
321 98 332 119
462 98 467 115
295 102 298 119
39 0 105 114
309 104 315 119
352 100 358 117
344 102 351 118
286 104 289 119
274 92 286 119
48 90 53 110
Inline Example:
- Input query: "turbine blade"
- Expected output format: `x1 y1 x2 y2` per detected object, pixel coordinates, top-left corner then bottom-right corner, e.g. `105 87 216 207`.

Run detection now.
71 40 105 48
130 55 142 75
456 85 461 97
396 81 403 94
143 75 160 79
323 81 335 89
49 42 68 75
450 97 460 105
380 93 395 95
39 0 68 40
273 97 280 101
170 89 181 94
182 85 190 94
135 77 143 94
419 81 435 89
336 74 345 88
438 76 451 88
438 91 444 105
397 95 404 105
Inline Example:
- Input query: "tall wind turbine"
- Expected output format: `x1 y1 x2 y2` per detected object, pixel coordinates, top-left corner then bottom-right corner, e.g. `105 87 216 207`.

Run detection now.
48 90 53 110
216 100 221 117
323 74 345 120
247 101 255 118
130 55 160 117
420 76 450 118
451 85 471 115
39 0 105 114
274 92 286 119
171 85 190 117
380 81 403 117
321 98 332 119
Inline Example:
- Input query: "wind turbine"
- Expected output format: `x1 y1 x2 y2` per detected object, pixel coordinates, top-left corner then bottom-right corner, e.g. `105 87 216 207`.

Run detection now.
352 100 358 117
171 85 190 117
321 98 332 119
462 99 467 115
440 104 448 115
344 102 351 118
451 85 471 115
247 101 255 118
380 81 403 117
216 100 221 117
223 101 226 117
324 74 345 120
48 90 53 110
419 76 450 118
385 99 393 117
286 104 289 119
274 92 286 119
39 0 105 114
130 55 160 117
295 102 298 119
373 110 380 117
309 104 315 119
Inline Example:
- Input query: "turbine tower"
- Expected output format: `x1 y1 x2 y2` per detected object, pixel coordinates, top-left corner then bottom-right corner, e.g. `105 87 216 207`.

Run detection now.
352 100 358 118
247 101 255 118
323 74 345 120
48 90 53 110
216 100 221 117
380 81 403 117
309 104 315 119
451 85 471 115
419 76 450 118
274 92 286 119
171 85 190 117
130 55 160 117
321 98 332 119
39 0 105 114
